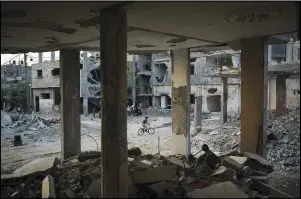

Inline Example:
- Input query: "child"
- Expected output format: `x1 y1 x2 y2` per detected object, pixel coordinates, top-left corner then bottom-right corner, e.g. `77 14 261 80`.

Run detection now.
142 116 150 129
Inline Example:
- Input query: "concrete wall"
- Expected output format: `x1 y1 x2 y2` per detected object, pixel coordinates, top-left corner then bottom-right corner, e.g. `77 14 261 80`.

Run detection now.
32 88 55 113
31 61 60 88
153 76 300 116
268 76 300 110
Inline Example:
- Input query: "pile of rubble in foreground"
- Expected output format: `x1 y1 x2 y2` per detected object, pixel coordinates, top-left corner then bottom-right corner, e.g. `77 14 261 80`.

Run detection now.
1 147 294 198
267 108 300 173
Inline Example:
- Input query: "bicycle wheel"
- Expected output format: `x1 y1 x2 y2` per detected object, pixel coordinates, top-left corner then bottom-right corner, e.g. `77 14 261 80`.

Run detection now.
147 127 155 134
137 128 144 136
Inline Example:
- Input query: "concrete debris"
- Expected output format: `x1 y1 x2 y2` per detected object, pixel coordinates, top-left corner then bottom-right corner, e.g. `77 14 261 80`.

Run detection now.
1 110 12 126
0 146 292 198
42 175 56 198
78 151 101 162
267 108 300 173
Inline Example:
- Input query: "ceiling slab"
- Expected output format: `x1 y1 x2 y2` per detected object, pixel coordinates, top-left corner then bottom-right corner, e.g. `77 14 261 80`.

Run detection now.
1 1 298 54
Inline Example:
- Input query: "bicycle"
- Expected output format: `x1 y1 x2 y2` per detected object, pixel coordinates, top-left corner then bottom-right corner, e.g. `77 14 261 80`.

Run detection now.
137 126 155 136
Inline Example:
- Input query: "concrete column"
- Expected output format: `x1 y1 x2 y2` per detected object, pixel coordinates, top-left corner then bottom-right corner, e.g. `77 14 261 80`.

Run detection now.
171 49 191 156
50 51 55 61
161 95 167 109
286 39 293 63
38 52 43 63
60 49 81 160
241 37 268 157
297 2 300 40
268 45 272 64
132 55 137 103
100 7 128 198
276 75 286 117
221 77 228 125
82 51 89 116
194 96 202 133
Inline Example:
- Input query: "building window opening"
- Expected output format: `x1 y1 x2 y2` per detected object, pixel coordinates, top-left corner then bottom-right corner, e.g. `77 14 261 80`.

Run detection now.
37 70 43 78
41 93 50 99
191 64 195 75
154 63 167 83
190 94 195 104
51 68 60 76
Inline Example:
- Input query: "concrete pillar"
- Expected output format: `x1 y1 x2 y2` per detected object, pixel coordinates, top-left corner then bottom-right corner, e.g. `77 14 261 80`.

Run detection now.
161 95 167 109
241 37 268 157
100 7 128 198
297 2 300 40
82 51 89 116
194 96 202 133
132 55 137 103
268 45 272 64
221 77 228 125
38 52 43 63
51 51 55 61
171 49 191 156
286 38 293 63
60 49 81 160
276 75 286 117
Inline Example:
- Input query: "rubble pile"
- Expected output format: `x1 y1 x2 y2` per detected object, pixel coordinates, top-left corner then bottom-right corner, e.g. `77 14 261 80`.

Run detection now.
267 108 300 173
145 107 171 116
2 146 292 198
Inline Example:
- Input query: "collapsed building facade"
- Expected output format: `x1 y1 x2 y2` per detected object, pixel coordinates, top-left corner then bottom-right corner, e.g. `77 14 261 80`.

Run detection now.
133 39 300 119
30 52 101 114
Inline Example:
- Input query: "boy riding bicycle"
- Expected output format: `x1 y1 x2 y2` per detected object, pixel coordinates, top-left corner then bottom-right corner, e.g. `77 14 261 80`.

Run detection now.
142 116 150 130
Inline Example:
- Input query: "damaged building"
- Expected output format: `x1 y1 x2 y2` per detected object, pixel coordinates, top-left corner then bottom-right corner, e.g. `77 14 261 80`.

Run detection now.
31 52 101 114
133 37 300 119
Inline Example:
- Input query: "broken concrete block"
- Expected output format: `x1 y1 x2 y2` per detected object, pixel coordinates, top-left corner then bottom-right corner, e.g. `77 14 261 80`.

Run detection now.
243 152 274 173
140 160 153 166
14 156 58 176
63 189 77 198
241 166 253 177
128 147 142 157
132 165 177 184
210 166 237 181
168 156 193 168
186 181 248 198
78 151 101 162
42 175 56 198
229 156 248 165
249 175 268 183
87 178 101 198
149 181 177 197
222 156 244 173
1 110 12 126
236 178 253 193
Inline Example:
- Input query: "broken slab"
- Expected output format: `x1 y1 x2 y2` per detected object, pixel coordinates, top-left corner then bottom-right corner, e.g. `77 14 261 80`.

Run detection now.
13 156 58 176
251 180 294 198
222 156 244 173
63 189 77 198
210 166 237 181
42 175 56 198
168 156 193 169
78 151 101 162
229 156 248 165
243 152 273 173
186 181 248 198
131 165 177 184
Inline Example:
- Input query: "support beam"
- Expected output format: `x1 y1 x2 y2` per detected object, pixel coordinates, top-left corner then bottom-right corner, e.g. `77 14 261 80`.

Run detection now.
241 37 268 157
100 8 128 198
60 49 81 161
194 96 202 133
276 75 287 117
221 77 228 125
171 49 191 156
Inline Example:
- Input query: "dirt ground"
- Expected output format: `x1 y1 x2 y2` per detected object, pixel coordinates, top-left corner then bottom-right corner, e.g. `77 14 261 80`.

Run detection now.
1 111 300 197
